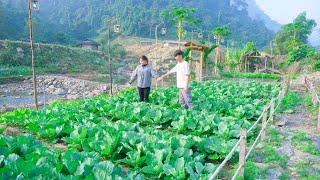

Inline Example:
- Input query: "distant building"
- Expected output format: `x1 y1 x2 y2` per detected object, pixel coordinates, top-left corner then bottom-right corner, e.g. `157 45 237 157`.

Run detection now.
78 40 99 50
163 40 187 47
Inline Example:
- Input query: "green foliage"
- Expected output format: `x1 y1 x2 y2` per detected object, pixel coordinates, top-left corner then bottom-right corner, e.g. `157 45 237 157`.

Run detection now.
0 134 136 178
278 91 301 113
110 44 126 58
52 32 76 45
311 52 320 71
292 131 320 156
212 25 231 44
275 12 317 55
295 161 320 179
304 94 318 115
244 161 266 180
182 47 192 61
266 128 285 147
243 41 257 54
221 72 281 80
204 44 218 63
1 0 274 48
0 80 281 178
163 7 200 42
225 49 243 70
287 40 316 64
0 40 108 74
0 66 32 78
263 145 288 168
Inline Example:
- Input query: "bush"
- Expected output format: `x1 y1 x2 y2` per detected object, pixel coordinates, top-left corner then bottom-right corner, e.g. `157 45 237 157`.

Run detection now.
0 40 108 74
221 72 281 80
110 44 126 58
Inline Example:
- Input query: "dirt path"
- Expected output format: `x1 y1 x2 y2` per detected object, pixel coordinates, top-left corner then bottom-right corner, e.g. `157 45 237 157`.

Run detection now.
254 81 320 179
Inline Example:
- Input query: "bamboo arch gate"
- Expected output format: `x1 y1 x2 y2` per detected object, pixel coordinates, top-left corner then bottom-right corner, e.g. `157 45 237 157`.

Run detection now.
209 79 290 180
304 76 320 132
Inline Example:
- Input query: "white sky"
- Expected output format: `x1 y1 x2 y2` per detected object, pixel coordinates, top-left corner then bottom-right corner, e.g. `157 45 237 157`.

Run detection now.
255 0 320 45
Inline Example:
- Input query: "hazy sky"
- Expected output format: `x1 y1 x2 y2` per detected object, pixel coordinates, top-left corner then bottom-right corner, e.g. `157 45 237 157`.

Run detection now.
255 0 320 45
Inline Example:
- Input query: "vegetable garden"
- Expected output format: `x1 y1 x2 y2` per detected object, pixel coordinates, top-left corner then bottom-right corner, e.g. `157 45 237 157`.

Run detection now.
0 80 281 179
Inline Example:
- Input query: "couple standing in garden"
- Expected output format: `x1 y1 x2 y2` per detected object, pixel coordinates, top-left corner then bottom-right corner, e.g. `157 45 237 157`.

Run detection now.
126 50 193 109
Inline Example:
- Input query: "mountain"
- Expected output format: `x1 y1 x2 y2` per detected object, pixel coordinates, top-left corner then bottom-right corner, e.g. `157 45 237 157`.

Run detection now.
245 0 282 32
0 0 277 48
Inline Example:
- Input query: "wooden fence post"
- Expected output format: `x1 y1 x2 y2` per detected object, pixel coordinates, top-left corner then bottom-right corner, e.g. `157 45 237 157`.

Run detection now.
311 88 318 106
239 130 247 177
305 76 309 93
261 108 267 141
270 99 275 123
317 104 320 133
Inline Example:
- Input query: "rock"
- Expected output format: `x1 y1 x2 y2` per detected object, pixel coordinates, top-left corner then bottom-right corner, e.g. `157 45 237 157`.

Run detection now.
278 143 294 156
47 85 56 93
276 119 286 127
38 101 44 106
16 47 24 56
101 85 108 91
51 143 67 151
266 167 283 180
54 88 67 95
284 109 294 114
92 90 101 95
4 127 20 136
253 152 265 163
67 94 81 100
47 81 53 86
0 105 7 113
48 85 55 89
312 136 320 149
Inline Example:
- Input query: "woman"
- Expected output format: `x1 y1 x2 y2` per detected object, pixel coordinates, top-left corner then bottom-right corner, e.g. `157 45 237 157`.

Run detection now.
127 55 158 102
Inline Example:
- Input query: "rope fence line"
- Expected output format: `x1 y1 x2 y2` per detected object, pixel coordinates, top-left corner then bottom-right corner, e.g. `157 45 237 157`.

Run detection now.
209 79 289 180
304 76 320 132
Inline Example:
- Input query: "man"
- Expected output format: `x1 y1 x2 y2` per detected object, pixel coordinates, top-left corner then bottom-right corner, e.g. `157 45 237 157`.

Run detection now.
157 50 193 109
127 55 158 102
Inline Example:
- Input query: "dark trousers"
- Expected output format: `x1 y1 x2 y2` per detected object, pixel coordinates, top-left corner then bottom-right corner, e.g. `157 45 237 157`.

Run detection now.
137 87 150 102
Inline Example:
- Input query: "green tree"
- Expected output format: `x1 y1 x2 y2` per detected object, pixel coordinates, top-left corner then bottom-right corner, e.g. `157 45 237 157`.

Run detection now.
274 12 317 54
243 41 257 53
226 49 242 71
212 25 231 45
287 39 316 64
163 7 200 48
212 25 231 74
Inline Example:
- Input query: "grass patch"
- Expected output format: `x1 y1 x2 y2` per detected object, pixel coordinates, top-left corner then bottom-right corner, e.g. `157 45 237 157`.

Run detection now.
292 131 320 156
296 160 320 179
279 170 291 180
278 91 301 113
266 128 285 147
0 66 32 77
221 72 281 80
304 94 318 115
263 145 288 168
244 161 266 180
0 40 109 75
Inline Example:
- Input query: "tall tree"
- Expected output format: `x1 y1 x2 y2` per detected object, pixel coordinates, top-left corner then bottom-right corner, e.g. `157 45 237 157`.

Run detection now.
163 7 200 48
212 25 231 73
274 12 317 54
212 25 231 46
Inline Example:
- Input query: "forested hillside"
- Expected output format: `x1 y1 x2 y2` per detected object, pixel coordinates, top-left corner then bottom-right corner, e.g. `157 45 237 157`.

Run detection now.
0 0 275 47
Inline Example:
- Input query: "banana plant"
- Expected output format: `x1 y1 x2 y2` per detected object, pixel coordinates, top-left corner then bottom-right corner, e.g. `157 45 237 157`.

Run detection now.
163 7 200 49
